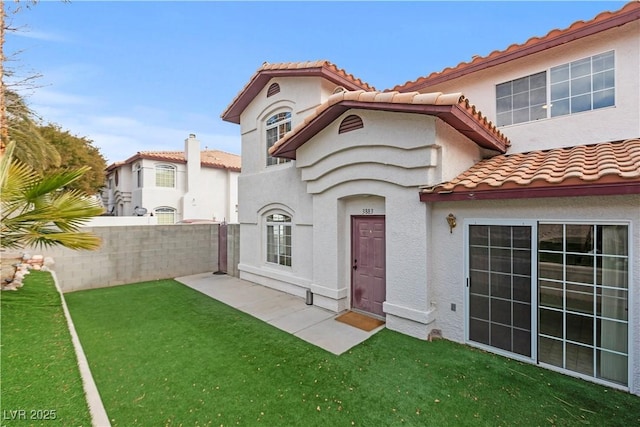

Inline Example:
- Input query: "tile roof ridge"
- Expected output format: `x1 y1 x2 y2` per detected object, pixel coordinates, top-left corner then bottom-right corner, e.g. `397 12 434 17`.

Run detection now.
259 60 375 91
202 148 240 155
421 138 640 198
222 60 375 123
391 1 640 92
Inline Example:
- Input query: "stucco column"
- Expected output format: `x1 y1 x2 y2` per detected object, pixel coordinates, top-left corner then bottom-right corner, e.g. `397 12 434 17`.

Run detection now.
310 193 346 311
383 189 435 339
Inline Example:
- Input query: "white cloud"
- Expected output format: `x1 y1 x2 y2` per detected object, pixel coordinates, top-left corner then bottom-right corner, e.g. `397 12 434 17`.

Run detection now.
31 106 240 164
31 88 95 107
8 28 69 43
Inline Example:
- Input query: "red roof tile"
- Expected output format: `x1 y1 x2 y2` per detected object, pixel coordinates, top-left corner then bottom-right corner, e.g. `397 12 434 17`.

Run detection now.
393 2 640 92
117 150 241 171
420 139 640 201
269 90 510 159
221 61 375 124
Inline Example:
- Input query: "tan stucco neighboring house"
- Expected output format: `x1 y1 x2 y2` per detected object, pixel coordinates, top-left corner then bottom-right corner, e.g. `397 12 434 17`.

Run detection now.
222 2 640 394
103 134 241 224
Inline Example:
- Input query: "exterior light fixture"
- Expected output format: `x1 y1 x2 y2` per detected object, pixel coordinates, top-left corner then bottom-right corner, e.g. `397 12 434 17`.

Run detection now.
446 213 457 233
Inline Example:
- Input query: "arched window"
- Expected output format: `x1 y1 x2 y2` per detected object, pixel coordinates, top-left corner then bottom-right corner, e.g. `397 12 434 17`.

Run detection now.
133 162 142 188
154 207 176 224
266 213 292 266
266 112 291 166
155 164 176 188
339 115 364 134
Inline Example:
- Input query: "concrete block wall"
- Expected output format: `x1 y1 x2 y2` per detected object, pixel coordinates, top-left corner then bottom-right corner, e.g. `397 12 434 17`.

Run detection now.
41 224 234 293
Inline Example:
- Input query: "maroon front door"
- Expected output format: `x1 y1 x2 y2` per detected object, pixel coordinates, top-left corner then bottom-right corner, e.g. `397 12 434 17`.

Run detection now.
351 216 386 317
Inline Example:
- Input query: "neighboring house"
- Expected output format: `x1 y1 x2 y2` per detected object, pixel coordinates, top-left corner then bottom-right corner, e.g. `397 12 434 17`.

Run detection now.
103 134 241 224
222 2 640 394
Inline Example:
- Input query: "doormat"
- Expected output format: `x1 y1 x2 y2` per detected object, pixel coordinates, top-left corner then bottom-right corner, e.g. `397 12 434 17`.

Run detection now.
335 311 385 332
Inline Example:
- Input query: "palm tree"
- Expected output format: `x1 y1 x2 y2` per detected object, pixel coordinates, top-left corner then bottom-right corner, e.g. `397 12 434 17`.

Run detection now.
1 142 103 250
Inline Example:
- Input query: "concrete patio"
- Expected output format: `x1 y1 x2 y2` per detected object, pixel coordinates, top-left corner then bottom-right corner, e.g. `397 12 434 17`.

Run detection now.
175 272 384 355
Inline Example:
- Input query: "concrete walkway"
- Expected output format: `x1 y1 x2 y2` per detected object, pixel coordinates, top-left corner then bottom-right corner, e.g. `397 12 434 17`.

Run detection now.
175 272 384 355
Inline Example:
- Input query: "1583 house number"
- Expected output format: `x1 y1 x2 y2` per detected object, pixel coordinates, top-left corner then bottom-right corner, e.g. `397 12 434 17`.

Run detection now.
362 208 374 215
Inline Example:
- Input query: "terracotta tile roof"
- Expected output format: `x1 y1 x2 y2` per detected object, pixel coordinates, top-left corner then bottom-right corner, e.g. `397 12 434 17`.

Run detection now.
221 61 375 124
393 2 640 92
120 150 241 171
420 138 640 201
269 90 510 159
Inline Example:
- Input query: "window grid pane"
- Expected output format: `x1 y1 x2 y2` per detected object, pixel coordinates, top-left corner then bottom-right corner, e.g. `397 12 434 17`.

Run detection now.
155 165 176 188
496 72 547 126
538 223 628 386
550 51 614 118
266 112 292 166
469 225 532 357
266 214 292 267
155 208 176 225
496 51 614 125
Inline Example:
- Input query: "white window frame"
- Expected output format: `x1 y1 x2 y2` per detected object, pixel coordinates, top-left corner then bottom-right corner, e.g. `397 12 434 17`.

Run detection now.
133 162 142 188
265 212 292 267
464 218 631 391
496 50 615 127
537 220 630 388
154 207 176 224
155 164 176 188
265 111 291 166
464 219 538 364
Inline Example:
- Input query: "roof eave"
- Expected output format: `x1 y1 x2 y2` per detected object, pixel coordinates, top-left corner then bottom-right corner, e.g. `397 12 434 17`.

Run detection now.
271 101 507 159
419 181 640 202
221 66 372 124
397 4 640 92
203 163 241 172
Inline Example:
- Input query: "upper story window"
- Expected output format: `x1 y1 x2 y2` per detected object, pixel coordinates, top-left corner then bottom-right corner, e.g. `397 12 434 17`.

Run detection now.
266 112 291 166
133 162 142 188
496 51 615 126
496 72 547 126
155 164 176 188
549 51 615 117
266 213 292 267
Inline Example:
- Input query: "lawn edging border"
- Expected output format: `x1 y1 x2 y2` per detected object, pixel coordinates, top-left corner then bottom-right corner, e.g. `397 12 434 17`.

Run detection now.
51 271 111 427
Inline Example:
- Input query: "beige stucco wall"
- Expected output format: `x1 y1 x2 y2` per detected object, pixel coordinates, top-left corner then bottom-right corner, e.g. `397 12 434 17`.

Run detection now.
419 21 640 153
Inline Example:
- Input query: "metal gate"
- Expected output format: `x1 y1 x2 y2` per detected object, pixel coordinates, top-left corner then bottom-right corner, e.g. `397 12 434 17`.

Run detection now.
216 222 228 274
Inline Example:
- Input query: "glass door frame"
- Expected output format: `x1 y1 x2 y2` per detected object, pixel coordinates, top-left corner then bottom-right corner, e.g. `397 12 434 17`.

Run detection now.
464 219 538 364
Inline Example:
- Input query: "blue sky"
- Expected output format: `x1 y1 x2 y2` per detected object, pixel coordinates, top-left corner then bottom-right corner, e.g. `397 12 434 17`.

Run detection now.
6 1 626 164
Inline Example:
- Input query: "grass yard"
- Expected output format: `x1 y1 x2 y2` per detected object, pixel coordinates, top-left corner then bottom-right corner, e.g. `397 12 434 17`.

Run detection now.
0 271 92 426
64 279 640 426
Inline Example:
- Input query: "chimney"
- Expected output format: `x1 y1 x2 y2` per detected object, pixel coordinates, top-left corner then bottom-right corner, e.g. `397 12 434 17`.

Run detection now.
185 133 201 193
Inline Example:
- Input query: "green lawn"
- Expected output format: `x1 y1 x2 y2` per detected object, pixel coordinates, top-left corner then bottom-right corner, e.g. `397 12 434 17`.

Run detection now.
64 279 640 426
0 271 92 426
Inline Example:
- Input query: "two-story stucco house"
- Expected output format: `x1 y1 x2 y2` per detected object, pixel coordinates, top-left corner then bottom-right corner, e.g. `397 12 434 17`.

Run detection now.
222 2 640 394
104 134 241 224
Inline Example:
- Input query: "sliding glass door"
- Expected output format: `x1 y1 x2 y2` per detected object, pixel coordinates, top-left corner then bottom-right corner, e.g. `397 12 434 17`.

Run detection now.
538 223 628 385
468 221 629 387
468 224 533 358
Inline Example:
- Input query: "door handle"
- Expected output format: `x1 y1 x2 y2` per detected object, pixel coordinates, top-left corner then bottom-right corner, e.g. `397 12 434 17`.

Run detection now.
352 259 357 270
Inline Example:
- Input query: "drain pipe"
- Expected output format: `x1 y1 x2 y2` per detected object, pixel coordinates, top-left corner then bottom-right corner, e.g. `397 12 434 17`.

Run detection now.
305 289 313 305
